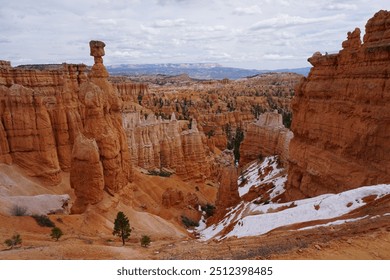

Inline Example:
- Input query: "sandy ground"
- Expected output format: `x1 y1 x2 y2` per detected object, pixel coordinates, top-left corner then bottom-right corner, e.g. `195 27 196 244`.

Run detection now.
1 204 389 260
0 164 389 260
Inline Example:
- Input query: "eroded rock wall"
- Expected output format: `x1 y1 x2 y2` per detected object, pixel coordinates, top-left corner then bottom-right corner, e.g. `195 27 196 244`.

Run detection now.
239 111 293 166
123 111 212 181
0 41 132 199
285 10 390 200
0 63 86 183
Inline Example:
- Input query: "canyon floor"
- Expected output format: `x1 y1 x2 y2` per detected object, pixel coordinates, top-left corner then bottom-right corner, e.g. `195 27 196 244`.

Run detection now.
0 210 389 260
1 162 389 260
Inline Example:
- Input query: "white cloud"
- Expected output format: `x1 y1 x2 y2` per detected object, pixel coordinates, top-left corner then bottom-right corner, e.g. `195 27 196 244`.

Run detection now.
250 14 345 30
0 0 388 69
325 3 357 11
263 54 295 60
233 5 262 16
152 18 187 28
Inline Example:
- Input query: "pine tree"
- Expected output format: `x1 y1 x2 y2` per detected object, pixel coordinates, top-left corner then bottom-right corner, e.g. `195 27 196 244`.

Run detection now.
113 211 131 246
50 227 63 241
140 235 151 247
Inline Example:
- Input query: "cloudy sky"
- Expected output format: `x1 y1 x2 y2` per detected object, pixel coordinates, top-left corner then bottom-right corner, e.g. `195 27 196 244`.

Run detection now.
0 0 388 69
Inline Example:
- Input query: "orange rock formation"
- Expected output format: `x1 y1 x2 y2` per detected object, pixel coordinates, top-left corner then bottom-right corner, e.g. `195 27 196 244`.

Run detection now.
215 150 240 212
285 10 390 200
70 134 104 214
122 111 212 181
240 111 293 166
0 41 132 205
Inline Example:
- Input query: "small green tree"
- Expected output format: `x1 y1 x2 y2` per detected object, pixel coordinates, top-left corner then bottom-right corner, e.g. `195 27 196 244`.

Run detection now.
113 211 131 246
4 234 22 249
50 227 63 241
140 235 151 247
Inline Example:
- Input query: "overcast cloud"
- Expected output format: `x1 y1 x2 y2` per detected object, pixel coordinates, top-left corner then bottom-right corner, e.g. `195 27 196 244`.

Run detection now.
0 0 388 69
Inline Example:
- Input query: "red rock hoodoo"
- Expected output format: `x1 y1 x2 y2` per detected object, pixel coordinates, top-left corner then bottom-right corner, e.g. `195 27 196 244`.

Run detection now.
0 41 132 201
239 111 293 166
215 150 240 212
285 10 390 200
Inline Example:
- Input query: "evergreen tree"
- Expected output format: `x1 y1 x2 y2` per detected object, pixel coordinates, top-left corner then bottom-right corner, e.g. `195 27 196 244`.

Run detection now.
113 211 131 246
50 227 63 241
140 235 151 247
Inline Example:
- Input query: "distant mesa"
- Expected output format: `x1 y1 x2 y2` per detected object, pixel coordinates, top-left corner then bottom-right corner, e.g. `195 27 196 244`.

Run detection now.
106 63 311 80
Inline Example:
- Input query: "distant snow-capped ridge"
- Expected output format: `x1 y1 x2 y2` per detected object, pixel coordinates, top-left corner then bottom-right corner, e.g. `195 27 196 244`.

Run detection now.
107 63 222 69
106 63 310 79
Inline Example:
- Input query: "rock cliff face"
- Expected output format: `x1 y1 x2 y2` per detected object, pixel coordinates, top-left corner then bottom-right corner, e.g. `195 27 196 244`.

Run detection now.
239 111 293 166
0 41 132 201
70 134 104 214
122 111 212 181
0 63 87 184
112 79 149 105
285 10 390 200
215 150 240 212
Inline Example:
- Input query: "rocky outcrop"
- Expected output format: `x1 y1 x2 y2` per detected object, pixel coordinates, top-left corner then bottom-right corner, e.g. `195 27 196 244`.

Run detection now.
239 111 293 166
113 80 149 105
0 110 12 164
132 72 300 151
0 41 132 201
215 150 240 212
123 111 212 181
285 10 390 200
80 43 132 193
0 79 67 184
161 188 199 209
70 134 104 214
0 62 87 181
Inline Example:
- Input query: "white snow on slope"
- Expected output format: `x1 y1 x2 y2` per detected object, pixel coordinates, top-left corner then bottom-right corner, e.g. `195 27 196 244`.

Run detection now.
0 194 70 216
199 184 390 241
297 216 368 231
238 156 286 199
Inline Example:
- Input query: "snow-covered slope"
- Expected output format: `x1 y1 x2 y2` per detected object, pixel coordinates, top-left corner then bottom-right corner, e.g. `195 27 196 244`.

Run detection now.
200 184 390 241
238 156 286 200
197 157 390 241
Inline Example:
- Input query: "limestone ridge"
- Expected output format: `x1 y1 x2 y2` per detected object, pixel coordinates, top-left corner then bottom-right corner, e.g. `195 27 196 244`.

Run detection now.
285 10 390 200
239 111 293 166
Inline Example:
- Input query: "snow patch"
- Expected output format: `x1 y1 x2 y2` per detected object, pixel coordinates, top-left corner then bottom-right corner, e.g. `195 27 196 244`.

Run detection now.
238 156 286 199
0 194 70 216
198 184 390 240
298 216 369 231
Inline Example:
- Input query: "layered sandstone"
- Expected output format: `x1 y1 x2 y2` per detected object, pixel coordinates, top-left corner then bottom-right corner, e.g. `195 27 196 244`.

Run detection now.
239 111 293 166
0 41 132 200
126 72 300 151
285 10 390 200
70 134 104 214
122 111 211 181
113 80 149 105
215 150 240 212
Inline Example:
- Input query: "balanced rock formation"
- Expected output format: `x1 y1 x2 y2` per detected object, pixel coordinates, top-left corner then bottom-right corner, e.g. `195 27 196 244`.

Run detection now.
239 111 293 166
80 43 132 193
0 41 132 202
285 10 390 200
